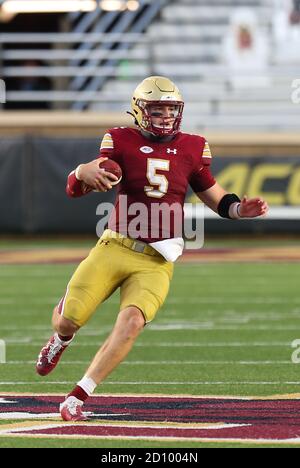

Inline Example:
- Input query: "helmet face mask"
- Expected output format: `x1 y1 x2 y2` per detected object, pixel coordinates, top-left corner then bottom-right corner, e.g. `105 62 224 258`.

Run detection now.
137 99 184 136
131 76 184 137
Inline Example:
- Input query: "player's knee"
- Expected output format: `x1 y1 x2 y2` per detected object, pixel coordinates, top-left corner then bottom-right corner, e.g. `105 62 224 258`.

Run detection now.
55 316 79 336
128 314 144 335
119 307 145 339
53 295 91 333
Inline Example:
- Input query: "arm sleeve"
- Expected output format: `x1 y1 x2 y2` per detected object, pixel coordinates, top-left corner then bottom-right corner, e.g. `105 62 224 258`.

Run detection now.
66 130 118 198
189 140 216 193
66 170 92 198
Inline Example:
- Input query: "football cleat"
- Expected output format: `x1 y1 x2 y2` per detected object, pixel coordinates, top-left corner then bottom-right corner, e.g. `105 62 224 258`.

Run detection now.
36 334 72 376
60 396 87 421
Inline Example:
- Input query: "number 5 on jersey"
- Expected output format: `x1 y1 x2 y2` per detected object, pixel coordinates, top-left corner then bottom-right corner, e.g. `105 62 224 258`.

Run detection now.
144 159 170 199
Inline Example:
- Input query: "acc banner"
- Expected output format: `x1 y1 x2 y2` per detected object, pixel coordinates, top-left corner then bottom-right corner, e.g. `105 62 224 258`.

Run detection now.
189 156 300 207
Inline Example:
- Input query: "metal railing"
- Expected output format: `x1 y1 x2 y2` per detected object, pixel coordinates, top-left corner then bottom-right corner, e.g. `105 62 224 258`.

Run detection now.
0 0 298 132
0 32 150 76
0 0 169 109
0 32 151 107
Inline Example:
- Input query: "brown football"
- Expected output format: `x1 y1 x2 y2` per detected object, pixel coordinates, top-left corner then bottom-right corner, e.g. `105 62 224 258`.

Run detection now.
99 159 122 186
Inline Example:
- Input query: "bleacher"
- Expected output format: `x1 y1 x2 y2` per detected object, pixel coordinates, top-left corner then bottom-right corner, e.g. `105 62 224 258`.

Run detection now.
94 0 300 131
0 0 300 132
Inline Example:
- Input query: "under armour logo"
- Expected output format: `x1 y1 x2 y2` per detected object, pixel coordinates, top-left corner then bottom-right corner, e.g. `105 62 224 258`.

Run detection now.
100 240 110 246
167 149 177 155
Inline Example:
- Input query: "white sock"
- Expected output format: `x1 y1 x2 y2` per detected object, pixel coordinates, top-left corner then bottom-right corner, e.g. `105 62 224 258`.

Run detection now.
77 376 97 396
54 332 74 346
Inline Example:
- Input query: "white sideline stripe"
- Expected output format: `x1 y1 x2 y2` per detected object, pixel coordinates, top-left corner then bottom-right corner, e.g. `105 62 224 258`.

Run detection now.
1 314 295 324
1 323 299 330
0 422 250 435
1 297 299 304
6 341 294 347
8 312 299 326
4 360 293 365
0 381 299 386
148 324 300 331
0 420 249 431
0 325 101 331
136 342 292 348
0 423 66 434
1 296 299 305
0 382 72 385
0 413 59 420
3 338 32 344
154 325 297 331
167 298 300 304
1 312 299 323
0 326 55 330
3 315 296 324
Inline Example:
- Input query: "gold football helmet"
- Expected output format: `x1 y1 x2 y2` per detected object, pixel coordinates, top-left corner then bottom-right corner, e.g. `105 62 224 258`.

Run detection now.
130 76 184 136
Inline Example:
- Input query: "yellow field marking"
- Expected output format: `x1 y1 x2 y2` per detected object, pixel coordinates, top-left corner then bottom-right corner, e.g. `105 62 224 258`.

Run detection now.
0 248 89 264
0 420 62 432
0 431 300 445
1 245 300 264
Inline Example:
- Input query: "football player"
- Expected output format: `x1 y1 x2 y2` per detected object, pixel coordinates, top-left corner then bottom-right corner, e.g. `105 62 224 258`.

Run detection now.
36 76 268 421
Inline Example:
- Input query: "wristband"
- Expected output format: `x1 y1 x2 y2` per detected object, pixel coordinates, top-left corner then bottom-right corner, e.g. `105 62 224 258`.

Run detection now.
229 202 242 220
218 194 241 219
75 164 84 181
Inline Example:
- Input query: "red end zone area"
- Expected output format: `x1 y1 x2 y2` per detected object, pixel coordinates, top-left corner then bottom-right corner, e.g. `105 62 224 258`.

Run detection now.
1 393 300 444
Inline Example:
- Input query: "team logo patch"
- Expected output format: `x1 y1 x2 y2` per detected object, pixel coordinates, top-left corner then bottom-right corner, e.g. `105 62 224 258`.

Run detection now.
140 146 154 154
1 394 300 443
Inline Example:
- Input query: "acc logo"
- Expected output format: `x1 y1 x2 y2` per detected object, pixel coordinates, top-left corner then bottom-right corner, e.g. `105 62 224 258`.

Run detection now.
140 146 154 154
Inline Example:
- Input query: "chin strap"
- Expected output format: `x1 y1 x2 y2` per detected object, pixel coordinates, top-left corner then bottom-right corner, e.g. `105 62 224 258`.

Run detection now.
126 111 138 126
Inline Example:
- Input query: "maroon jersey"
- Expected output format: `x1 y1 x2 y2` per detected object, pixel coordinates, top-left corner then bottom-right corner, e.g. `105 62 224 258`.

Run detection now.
67 127 216 243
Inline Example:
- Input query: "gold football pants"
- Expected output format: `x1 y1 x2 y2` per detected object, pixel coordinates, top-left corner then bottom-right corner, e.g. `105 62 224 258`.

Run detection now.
58 230 174 327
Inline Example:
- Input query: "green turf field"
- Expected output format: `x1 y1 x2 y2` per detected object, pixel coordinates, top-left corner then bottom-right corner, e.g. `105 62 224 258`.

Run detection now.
0 240 300 448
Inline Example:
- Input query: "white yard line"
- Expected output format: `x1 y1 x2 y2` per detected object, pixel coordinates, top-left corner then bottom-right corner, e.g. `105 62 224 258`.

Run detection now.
0 297 298 305
5 341 294 347
167 298 300 304
0 381 299 386
3 360 294 365
1 324 300 330
148 324 300 331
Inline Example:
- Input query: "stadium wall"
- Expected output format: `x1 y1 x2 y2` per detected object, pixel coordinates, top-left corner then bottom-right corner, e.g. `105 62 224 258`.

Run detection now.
1 112 300 235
